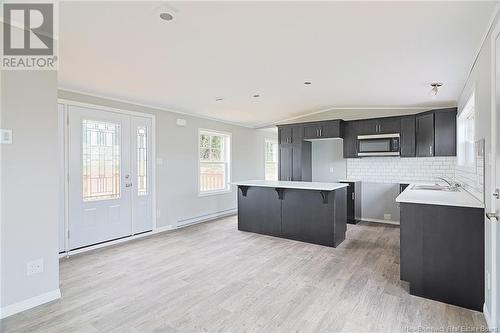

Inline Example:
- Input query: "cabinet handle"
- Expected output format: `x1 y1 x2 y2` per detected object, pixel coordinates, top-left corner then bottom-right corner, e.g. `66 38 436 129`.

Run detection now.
429 145 433 155
352 192 354 200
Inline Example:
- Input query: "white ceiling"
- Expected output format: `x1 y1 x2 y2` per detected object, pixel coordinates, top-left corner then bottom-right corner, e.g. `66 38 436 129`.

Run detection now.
59 1 497 128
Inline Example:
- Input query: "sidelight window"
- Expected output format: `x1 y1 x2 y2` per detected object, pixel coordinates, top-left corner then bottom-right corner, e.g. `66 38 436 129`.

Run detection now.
137 126 148 196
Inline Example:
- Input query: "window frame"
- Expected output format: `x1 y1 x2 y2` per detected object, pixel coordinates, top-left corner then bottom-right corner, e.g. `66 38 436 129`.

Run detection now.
198 128 232 196
457 92 476 168
264 138 279 181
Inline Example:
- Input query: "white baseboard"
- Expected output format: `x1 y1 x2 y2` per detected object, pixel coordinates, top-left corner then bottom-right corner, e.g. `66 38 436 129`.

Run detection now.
483 303 496 330
360 217 400 225
0 289 61 319
177 208 237 228
155 224 176 233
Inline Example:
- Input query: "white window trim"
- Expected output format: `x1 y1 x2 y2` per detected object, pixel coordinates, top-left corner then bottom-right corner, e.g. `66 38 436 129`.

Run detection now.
264 138 279 181
457 92 476 168
198 128 232 196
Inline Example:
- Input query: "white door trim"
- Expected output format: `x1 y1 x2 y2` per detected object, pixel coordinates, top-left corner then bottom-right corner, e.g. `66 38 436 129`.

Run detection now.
58 99 157 255
488 16 500 330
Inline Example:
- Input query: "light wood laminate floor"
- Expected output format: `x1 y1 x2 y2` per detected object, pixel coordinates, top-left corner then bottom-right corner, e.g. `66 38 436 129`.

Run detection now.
1 216 486 332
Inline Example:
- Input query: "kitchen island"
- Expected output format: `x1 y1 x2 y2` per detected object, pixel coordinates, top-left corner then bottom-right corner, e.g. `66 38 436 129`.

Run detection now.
232 180 348 247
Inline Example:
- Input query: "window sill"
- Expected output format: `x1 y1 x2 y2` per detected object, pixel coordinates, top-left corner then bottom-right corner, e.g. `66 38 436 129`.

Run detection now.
198 189 232 197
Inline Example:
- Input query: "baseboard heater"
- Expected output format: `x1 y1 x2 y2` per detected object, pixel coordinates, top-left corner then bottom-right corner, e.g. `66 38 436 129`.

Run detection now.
177 208 237 227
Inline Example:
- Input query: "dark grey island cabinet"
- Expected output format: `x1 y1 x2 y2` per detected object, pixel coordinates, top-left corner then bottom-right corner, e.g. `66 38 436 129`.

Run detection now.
234 181 348 247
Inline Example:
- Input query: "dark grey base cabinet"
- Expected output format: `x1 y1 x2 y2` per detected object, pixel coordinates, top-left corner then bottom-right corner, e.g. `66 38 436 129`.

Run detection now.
339 181 361 224
400 203 484 311
238 186 347 248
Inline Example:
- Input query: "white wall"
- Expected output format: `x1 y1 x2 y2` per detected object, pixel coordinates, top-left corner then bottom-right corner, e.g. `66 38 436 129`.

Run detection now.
311 139 346 182
1 71 60 316
58 90 277 230
458 8 500 328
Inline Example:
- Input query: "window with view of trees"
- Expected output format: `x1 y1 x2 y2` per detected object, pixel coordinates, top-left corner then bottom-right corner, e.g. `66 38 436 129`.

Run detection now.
457 93 475 167
265 139 278 181
199 130 231 194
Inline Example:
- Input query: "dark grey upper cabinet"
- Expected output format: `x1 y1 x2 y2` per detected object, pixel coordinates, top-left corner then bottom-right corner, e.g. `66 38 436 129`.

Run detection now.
320 120 342 138
302 120 341 139
302 124 322 140
278 126 292 144
400 115 416 157
416 112 435 157
277 125 311 181
342 121 358 158
356 119 379 135
434 108 457 156
378 117 401 134
355 117 400 135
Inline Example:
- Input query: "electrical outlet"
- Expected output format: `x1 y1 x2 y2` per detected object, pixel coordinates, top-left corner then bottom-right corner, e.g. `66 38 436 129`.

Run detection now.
329 167 334 173
384 214 391 221
27 259 44 276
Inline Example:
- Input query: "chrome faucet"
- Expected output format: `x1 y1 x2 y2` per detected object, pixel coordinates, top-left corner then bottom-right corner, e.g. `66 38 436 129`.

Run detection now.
436 177 460 188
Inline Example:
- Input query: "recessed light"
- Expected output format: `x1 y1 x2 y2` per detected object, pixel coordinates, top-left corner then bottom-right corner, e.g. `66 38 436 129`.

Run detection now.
215 97 223 102
159 12 174 21
253 94 260 98
304 81 311 85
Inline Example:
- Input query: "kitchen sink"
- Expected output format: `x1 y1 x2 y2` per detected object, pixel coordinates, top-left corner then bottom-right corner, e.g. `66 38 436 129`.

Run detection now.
411 184 459 192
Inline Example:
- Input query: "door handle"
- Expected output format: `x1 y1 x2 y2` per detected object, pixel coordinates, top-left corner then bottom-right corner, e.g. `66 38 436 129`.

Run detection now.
125 183 133 188
486 212 499 221
493 189 499 199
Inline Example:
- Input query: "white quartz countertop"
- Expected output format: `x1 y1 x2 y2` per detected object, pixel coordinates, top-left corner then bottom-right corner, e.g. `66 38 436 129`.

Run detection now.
337 179 361 183
232 180 348 191
395 183 484 209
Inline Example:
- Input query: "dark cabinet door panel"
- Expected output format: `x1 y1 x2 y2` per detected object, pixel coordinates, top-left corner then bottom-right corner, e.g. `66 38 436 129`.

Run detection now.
303 124 321 139
342 122 358 158
281 189 342 247
357 119 379 136
279 144 293 181
237 187 282 237
400 203 484 311
400 116 416 157
378 117 401 134
434 108 457 156
278 126 292 144
320 120 341 138
416 113 434 157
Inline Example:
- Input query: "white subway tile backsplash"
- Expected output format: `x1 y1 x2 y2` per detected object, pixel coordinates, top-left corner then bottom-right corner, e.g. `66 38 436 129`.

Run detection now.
346 153 484 203
346 157 456 184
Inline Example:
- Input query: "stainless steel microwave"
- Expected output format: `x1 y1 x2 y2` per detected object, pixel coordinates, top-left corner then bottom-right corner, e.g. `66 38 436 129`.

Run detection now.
357 133 400 157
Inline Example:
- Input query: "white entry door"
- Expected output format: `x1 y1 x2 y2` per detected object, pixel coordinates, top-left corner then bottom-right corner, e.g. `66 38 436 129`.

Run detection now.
68 105 153 250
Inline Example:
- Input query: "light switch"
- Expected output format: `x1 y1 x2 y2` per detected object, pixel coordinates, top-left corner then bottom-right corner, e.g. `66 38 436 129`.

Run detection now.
329 167 334 173
0 129 12 144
